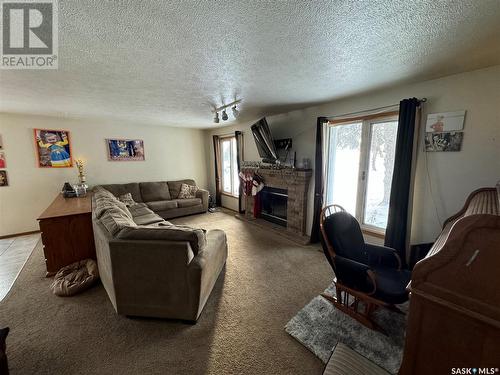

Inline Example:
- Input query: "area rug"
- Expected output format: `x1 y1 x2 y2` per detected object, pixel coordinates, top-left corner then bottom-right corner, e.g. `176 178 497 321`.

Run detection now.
285 283 407 374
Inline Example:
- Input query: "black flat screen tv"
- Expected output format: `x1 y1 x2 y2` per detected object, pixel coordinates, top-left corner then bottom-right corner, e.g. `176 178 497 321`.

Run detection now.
251 118 278 164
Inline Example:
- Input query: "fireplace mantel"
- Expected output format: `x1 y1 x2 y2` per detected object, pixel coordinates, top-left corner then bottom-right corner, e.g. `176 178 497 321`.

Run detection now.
242 168 312 242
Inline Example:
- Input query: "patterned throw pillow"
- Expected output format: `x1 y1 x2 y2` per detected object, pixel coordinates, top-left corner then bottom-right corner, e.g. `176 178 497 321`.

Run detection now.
178 183 198 199
119 193 136 206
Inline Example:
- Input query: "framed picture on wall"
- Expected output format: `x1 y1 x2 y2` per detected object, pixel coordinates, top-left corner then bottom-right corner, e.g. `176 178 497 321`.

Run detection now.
0 171 8 187
106 139 145 161
425 131 463 152
0 135 3 149
0 152 5 168
34 129 73 168
425 111 466 133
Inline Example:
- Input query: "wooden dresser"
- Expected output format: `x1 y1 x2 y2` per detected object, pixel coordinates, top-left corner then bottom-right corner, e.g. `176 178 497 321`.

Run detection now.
37 193 96 276
400 185 500 374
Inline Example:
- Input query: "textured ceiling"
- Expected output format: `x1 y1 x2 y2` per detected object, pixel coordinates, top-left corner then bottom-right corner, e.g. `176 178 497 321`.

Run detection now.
1 0 500 128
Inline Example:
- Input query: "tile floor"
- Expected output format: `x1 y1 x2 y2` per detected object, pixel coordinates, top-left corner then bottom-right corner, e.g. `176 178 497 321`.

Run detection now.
0 233 41 301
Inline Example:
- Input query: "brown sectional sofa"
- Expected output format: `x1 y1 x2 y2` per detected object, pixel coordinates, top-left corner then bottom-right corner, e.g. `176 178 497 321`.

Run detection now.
91 181 227 322
101 179 209 219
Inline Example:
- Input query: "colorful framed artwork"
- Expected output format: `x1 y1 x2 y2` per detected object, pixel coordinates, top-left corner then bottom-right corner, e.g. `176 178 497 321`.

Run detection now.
0 171 8 187
34 129 73 168
0 152 5 168
106 139 145 161
425 131 463 152
425 111 465 133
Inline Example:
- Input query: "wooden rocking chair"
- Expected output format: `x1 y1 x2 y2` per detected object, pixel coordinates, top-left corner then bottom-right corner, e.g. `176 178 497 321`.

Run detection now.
319 205 411 332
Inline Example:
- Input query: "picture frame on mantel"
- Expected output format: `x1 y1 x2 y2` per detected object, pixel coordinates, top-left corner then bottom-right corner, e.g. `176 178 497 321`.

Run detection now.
106 139 145 161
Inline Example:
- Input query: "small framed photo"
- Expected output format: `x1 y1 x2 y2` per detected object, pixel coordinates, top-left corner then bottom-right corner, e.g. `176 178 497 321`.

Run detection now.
0 152 5 168
34 129 73 168
425 132 463 152
426 111 465 133
0 171 8 187
106 139 145 161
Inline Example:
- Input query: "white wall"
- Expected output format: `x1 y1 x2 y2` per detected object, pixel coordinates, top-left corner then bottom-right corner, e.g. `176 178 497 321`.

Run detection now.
0 113 208 237
205 65 500 244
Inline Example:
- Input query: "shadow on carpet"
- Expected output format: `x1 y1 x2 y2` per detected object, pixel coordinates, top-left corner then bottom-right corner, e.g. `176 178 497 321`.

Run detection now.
284 283 407 374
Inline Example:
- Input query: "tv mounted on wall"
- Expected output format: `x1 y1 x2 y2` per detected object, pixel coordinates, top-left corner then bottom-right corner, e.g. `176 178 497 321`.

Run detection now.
251 118 278 164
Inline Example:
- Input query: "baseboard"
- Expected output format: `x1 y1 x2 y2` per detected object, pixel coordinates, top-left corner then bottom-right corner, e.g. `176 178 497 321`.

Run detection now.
0 230 40 240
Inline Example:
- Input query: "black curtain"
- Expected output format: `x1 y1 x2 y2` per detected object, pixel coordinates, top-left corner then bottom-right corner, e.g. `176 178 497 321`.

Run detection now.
310 117 328 243
212 135 222 206
235 131 244 213
384 98 420 267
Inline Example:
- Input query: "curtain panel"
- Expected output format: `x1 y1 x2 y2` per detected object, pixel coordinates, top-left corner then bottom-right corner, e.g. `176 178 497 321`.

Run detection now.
310 117 328 243
235 131 244 213
212 135 222 206
384 97 421 267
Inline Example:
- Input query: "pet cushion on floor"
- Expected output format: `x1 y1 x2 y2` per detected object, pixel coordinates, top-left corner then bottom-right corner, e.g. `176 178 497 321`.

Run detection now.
51 259 99 297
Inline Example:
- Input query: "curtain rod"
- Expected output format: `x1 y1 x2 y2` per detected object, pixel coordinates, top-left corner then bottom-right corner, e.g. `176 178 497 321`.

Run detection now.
325 98 426 119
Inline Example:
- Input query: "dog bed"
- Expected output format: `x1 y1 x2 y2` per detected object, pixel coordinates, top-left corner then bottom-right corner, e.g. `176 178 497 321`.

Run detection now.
51 259 99 296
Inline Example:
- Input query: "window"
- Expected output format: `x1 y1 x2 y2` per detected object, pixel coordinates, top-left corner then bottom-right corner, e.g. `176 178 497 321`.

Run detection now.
325 114 398 232
220 136 239 197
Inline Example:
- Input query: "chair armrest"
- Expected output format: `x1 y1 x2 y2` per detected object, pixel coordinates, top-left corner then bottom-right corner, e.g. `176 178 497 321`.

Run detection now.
364 243 401 269
196 189 209 211
334 255 376 294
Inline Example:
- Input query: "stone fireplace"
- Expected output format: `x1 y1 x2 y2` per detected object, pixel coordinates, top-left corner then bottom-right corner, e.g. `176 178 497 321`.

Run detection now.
243 168 312 243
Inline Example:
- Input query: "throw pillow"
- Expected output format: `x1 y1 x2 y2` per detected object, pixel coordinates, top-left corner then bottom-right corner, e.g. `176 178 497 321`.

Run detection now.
119 193 136 206
178 183 198 199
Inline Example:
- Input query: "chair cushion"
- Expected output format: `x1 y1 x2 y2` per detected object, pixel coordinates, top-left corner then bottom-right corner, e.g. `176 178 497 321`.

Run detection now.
372 266 411 304
139 181 171 202
100 183 143 203
173 198 202 208
323 212 367 264
147 200 178 212
168 179 196 199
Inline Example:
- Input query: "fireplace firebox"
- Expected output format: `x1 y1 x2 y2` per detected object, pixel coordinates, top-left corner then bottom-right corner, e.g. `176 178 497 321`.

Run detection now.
260 186 288 227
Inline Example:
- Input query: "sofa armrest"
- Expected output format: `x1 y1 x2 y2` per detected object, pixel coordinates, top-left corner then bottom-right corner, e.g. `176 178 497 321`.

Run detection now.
196 189 209 212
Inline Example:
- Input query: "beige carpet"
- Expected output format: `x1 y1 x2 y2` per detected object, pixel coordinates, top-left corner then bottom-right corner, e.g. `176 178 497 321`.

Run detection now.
0 211 332 374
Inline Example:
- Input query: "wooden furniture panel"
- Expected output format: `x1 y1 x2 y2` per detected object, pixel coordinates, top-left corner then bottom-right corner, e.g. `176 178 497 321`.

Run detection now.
38 194 96 276
400 185 500 374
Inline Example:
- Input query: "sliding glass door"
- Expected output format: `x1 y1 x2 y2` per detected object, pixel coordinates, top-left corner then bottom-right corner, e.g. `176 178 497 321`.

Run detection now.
325 115 398 233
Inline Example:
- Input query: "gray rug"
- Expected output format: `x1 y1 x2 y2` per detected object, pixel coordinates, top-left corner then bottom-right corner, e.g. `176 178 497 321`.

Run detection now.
285 284 407 374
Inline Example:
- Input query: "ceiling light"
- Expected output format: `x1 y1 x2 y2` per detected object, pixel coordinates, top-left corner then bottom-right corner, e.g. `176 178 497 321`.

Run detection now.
232 105 239 118
213 112 219 123
221 110 228 121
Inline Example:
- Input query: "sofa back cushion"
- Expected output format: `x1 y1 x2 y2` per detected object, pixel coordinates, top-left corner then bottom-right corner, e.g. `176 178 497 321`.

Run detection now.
100 183 143 203
168 179 196 199
93 186 132 219
139 181 171 202
117 223 206 255
99 206 137 236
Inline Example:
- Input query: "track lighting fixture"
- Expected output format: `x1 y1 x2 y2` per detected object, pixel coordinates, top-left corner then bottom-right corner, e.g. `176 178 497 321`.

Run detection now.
211 98 242 124
232 105 239 118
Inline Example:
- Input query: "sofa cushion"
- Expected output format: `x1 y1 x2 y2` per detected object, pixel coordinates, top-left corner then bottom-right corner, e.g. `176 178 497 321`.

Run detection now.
117 224 207 254
100 183 143 203
147 200 178 212
127 203 153 217
168 179 196 199
178 183 198 199
99 206 137 235
93 187 132 219
133 213 165 226
172 198 202 208
139 181 171 202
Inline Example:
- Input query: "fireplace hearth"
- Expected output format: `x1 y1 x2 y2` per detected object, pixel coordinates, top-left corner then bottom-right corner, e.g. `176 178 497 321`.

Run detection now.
260 187 288 227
